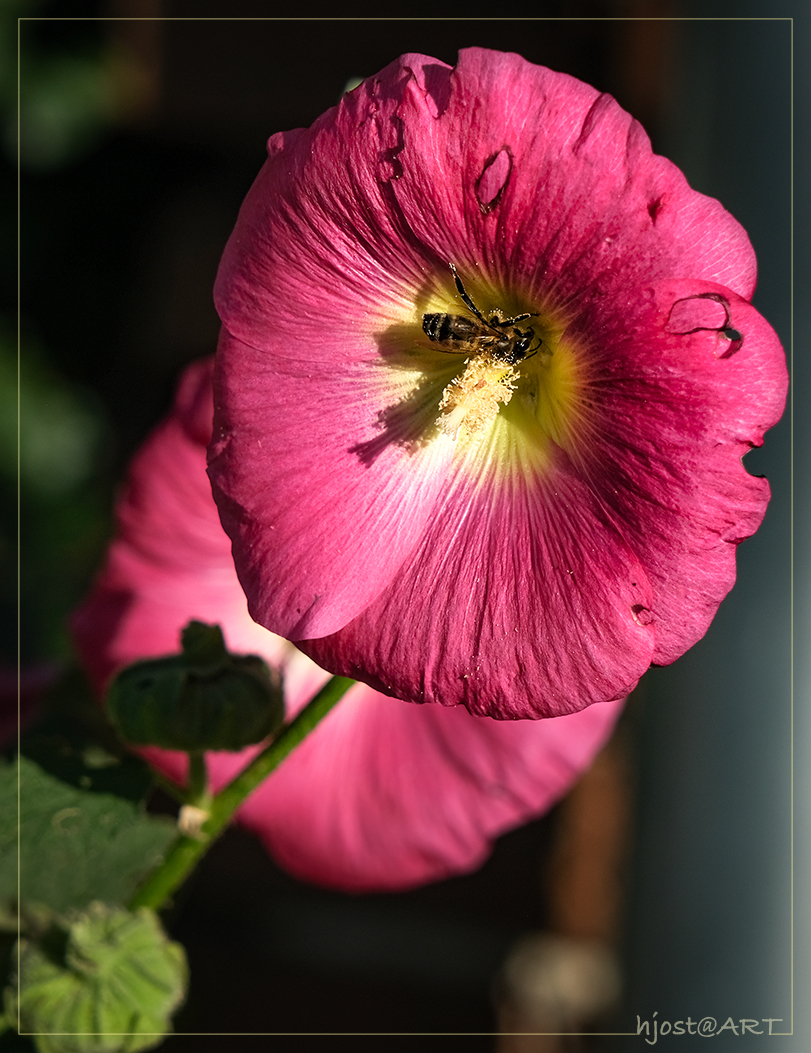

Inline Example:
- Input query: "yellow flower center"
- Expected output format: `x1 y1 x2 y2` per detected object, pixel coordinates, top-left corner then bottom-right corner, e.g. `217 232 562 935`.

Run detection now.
416 271 590 475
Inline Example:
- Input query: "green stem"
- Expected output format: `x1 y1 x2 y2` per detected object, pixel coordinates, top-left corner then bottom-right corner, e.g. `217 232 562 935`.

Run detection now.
128 675 355 911
186 751 209 807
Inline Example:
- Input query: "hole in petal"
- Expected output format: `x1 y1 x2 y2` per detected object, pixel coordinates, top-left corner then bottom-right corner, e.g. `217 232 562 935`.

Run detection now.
716 327 744 359
378 114 405 181
475 147 513 215
631 604 653 626
647 196 663 222
665 293 730 335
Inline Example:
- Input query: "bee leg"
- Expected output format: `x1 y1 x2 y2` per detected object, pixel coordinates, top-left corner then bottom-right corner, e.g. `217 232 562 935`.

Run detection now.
449 263 489 325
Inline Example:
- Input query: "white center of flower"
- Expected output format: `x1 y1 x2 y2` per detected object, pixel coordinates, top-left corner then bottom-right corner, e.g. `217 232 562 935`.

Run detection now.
436 352 519 439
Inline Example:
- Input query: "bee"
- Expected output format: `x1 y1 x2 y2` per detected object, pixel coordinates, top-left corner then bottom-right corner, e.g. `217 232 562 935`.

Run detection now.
422 264 543 364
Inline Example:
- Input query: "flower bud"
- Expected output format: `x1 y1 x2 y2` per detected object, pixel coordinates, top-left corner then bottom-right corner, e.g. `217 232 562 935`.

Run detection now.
6 902 187 1053
106 622 284 752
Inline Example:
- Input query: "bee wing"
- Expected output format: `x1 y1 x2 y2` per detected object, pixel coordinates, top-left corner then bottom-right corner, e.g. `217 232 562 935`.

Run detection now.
424 313 485 351
445 316 481 339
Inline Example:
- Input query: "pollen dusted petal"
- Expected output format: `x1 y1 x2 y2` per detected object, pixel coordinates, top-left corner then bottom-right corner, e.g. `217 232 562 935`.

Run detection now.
72 359 624 891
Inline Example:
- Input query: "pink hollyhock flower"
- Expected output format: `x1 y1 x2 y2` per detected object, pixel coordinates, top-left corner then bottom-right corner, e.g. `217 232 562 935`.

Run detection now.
209 47 787 721
72 359 623 892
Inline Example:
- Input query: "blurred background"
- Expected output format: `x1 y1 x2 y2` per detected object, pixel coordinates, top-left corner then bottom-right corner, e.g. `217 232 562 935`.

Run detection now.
5 2 808 1050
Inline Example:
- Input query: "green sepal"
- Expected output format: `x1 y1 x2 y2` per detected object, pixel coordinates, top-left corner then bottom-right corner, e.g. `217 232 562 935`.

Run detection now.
106 622 285 752
5 902 187 1053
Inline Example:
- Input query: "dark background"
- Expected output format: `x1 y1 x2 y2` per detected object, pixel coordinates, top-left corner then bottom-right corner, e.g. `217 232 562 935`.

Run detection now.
7 2 809 1050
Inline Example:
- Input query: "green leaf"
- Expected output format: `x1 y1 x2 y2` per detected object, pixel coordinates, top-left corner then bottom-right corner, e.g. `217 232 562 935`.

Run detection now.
7 902 187 1053
0 743 176 914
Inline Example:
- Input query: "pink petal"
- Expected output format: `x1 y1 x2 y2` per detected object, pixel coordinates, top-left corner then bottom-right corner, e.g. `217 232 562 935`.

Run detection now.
237 686 622 892
213 56 441 354
302 466 655 719
208 48 781 721
302 278 786 715
72 359 624 890
572 278 789 664
389 49 757 305
215 50 755 353
73 359 285 696
209 329 453 640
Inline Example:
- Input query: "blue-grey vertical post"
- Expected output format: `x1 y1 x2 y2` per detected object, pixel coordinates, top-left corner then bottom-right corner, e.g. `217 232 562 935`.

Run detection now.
623 9 809 1051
